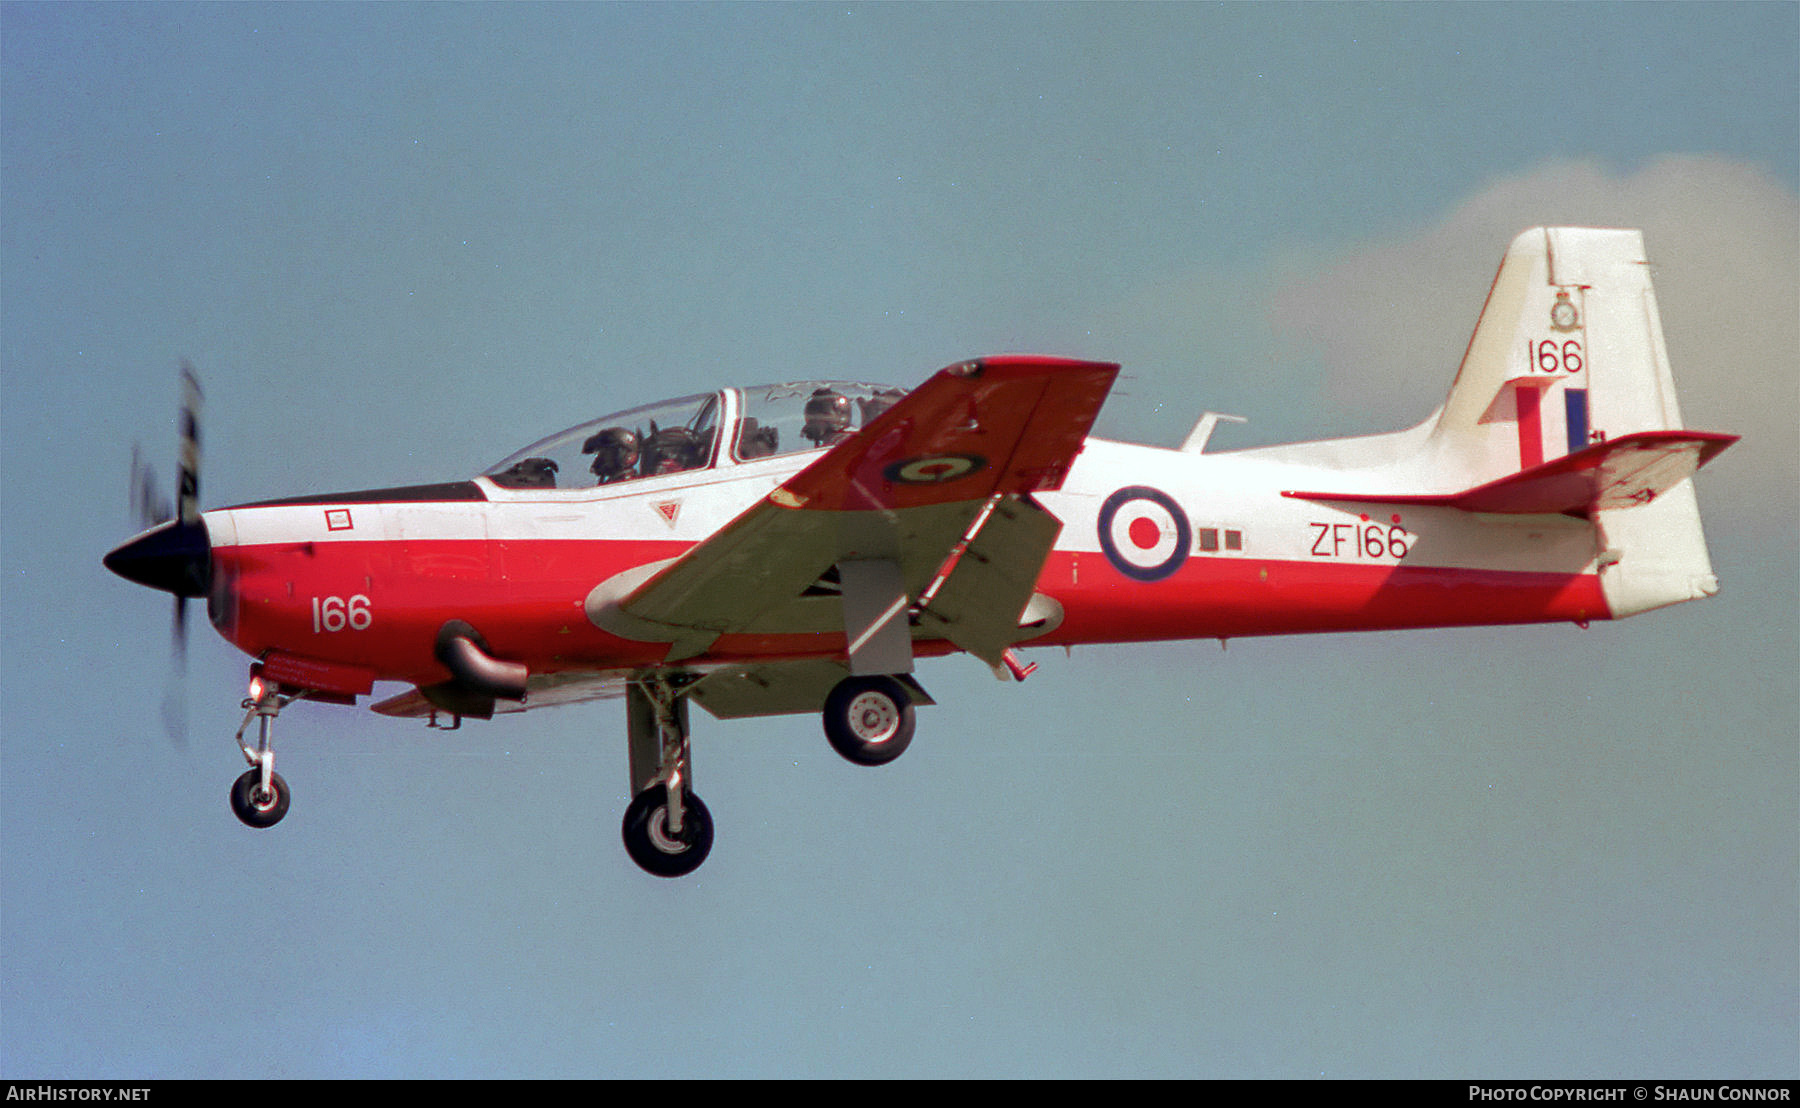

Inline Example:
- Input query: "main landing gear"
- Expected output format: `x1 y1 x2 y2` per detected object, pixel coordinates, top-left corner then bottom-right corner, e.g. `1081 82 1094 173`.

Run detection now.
229 676 292 829
615 671 921 877
822 675 916 766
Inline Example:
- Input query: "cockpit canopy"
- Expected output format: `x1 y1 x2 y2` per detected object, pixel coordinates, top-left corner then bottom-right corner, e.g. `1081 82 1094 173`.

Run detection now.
482 381 907 491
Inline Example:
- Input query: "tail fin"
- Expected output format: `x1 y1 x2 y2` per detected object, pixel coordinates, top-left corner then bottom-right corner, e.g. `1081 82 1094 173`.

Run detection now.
1427 227 1684 475
1427 227 1734 617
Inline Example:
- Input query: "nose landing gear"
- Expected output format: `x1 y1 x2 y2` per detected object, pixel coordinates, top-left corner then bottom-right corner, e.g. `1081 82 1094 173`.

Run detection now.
620 676 713 877
229 676 292 829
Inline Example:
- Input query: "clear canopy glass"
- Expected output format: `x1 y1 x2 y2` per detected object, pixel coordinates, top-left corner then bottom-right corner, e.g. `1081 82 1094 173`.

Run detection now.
732 381 906 463
484 393 721 490
481 380 906 491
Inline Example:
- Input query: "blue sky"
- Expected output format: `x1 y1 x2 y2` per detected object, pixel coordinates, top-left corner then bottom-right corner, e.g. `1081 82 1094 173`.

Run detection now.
3 2 1795 1078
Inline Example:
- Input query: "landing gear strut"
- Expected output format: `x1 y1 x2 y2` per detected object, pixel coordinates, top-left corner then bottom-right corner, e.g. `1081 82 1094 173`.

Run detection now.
620 676 713 877
229 677 291 829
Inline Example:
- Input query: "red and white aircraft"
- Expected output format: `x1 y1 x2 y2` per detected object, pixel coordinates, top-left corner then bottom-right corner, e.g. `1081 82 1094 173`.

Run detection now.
106 228 1736 876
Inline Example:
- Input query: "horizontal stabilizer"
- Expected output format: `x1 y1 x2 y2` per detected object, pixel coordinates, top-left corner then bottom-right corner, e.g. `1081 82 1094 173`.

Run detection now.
1284 430 1737 517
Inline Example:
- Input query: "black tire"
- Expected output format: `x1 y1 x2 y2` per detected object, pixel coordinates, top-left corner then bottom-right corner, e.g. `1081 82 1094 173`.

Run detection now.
229 768 290 829
621 784 713 878
823 675 916 766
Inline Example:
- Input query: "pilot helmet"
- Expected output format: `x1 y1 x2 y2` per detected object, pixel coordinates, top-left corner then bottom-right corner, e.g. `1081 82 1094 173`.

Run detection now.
583 426 640 477
859 387 905 425
803 387 853 444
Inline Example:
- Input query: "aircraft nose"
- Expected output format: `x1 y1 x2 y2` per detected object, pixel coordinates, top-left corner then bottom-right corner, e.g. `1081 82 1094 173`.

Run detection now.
103 519 212 597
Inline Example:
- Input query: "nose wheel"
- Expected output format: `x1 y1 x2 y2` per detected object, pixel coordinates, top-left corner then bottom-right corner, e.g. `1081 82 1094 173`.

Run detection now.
230 767 290 828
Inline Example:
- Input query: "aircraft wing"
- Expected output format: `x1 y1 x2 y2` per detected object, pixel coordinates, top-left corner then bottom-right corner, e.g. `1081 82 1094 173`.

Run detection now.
372 670 633 718
371 660 939 722
588 355 1118 670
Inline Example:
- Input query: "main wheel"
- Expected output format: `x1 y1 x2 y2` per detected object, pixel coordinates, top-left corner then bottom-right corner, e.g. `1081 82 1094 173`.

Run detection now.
229 768 290 829
621 783 713 878
823 675 915 766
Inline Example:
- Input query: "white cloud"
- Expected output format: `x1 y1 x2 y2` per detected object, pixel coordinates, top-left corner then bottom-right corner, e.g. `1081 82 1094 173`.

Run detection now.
1266 157 1799 529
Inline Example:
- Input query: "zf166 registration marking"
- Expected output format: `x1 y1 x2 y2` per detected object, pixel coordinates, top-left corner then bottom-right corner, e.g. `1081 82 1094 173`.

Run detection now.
1308 520 1413 561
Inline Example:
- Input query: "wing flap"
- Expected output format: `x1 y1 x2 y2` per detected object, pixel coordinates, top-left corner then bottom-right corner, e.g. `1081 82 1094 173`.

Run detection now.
590 500 985 658
914 495 1064 665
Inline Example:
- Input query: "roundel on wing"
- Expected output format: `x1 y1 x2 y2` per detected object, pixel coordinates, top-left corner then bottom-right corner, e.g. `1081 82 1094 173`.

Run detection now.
883 453 987 485
1097 486 1191 582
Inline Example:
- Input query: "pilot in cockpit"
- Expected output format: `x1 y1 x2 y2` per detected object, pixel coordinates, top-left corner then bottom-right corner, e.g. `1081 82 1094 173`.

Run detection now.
802 387 855 447
582 427 641 484
859 387 906 426
642 422 702 475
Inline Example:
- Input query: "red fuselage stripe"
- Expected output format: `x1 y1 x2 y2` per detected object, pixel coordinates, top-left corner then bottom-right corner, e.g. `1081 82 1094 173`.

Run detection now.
211 537 1609 685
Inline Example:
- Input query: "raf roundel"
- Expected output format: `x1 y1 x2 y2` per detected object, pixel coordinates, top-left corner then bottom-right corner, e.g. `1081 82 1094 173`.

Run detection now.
883 453 987 486
1097 486 1191 582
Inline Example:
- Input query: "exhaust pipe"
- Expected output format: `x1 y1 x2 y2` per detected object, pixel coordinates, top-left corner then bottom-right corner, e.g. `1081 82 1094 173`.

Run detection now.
434 620 528 702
